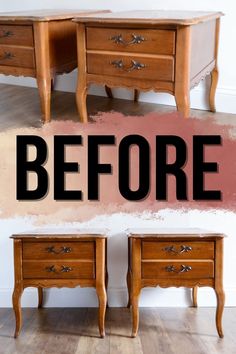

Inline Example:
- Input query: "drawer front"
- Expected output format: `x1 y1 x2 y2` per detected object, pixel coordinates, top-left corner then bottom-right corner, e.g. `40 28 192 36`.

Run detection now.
23 241 94 260
86 28 175 55
142 241 214 260
0 45 35 68
87 53 174 82
23 261 95 279
0 25 34 46
142 261 214 279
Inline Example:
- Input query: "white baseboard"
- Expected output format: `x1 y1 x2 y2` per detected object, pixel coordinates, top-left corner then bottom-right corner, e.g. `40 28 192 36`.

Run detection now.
1 287 235 308
0 73 236 114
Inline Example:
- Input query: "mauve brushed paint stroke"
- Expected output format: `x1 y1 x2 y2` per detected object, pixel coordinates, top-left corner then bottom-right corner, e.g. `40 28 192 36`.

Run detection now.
0 111 235 222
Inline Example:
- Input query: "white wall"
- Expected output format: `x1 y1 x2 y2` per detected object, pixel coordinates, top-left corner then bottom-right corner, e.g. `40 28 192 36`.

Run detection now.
0 210 236 308
0 1 236 113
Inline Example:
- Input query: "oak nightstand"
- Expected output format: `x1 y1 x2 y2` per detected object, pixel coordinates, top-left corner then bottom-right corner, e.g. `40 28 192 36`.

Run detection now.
74 10 223 122
0 9 108 123
11 229 108 338
126 228 225 338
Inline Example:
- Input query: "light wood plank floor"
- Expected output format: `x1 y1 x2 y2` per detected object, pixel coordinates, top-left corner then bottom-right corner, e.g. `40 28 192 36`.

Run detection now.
0 83 235 131
0 308 235 354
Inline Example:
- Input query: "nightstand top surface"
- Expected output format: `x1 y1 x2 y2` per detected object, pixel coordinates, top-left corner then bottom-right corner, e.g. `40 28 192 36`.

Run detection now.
127 228 225 238
0 9 109 22
73 10 223 26
11 228 108 239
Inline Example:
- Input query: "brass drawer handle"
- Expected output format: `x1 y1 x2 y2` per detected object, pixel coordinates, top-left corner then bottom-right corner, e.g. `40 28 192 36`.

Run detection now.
46 246 72 254
165 265 192 273
1 51 15 60
111 59 146 72
45 265 73 273
163 245 192 255
45 265 56 273
110 33 145 46
60 265 73 273
0 30 14 38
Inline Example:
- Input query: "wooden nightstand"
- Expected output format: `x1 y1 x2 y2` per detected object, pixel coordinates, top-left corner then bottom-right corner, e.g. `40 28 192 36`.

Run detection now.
11 229 108 338
74 10 223 122
126 228 225 338
0 9 109 123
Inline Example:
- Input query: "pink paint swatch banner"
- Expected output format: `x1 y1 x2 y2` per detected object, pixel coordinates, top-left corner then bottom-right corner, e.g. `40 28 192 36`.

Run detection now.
0 112 235 222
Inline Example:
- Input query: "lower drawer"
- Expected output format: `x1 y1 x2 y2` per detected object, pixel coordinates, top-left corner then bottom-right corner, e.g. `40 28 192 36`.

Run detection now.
142 261 214 279
142 241 214 259
0 45 35 68
23 261 95 279
87 53 174 82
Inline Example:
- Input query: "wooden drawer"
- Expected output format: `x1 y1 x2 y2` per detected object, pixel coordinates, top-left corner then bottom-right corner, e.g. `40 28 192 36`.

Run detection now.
23 261 95 279
87 53 174 82
0 45 35 68
86 27 176 55
142 261 214 279
142 241 214 260
23 241 94 260
0 25 34 46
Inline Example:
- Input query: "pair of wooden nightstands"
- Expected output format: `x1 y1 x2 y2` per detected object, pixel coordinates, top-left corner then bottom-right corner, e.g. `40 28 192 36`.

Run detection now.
0 10 223 122
11 228 225 338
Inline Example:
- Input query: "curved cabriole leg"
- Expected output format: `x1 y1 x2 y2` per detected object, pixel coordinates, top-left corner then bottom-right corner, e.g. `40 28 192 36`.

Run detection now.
105 85 113 99
127 269 131 308
96 285 107 338
76 86 88 123
192 286 198 307
209 68 219 112
175 92 190 118
37 77 51 124
131 290 141 338
34 22 51 124
38 287 43 308
105 239 109 308
12 286 23 338
105 271 109 308
215 287 225 338
134 89 140 102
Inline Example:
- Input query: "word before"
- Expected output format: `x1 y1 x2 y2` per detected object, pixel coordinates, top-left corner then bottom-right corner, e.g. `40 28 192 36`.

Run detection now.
16 134 222 201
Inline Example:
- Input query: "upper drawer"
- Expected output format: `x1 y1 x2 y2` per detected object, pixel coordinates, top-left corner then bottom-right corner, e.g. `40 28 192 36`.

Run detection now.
86 28 175 55
23 241 95 260
0 45 35 68
0 25 34 46
142 241 215 260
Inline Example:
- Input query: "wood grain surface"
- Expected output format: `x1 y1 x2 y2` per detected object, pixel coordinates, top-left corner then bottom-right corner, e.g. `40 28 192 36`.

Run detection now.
0 10 111 22
74 10 223 26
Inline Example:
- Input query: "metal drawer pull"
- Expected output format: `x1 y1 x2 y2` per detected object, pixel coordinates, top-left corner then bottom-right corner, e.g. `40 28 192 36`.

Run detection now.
110 33 145 45
111 59 146 72
0 30 13 38
1 52 15 60
45 265 73 273
46 246 72 254
61 265 73 273
163 245 192 254
46 265 56 273
165 265 192 273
